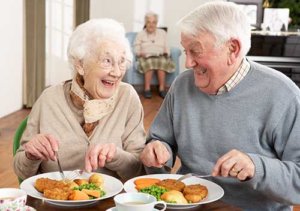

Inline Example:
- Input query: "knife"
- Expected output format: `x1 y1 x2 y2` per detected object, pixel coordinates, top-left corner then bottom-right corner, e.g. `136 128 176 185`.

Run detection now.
55 151 66 180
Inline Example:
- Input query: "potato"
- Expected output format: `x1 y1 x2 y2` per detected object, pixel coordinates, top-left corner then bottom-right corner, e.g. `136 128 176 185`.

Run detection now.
74 179 89 186
89 173 104 188
68 181 79 189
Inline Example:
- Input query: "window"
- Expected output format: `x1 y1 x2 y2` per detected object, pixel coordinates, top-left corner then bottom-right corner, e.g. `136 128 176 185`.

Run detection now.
46 0 74 86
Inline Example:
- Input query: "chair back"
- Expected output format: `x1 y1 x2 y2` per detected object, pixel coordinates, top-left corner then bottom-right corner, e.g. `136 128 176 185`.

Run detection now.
13 117 28 184
13 117 28 156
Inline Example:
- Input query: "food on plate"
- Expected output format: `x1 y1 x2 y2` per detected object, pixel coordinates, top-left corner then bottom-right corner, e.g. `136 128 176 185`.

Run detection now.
81 189 101 198
156 179 185 192
68 190 89 200
134 178 161 191
136 177 208 204
139 185 168 200
34 178 69 193
160 190 188 204
89 173 104 188
183 184 208 203
44 187 72 200
34 173 106 201
74 178 89 186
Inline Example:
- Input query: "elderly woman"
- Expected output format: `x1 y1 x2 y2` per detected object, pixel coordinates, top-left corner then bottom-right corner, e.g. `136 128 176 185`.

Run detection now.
13 19 146 181
134 12 175 99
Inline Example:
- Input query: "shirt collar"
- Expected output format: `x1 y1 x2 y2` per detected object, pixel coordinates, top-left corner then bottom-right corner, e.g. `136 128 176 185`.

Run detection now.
216 58 250 95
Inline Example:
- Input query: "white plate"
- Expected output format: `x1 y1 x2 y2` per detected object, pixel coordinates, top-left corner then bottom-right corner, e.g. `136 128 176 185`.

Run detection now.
124 174 224 210
20 171 123 207
106 206 159 211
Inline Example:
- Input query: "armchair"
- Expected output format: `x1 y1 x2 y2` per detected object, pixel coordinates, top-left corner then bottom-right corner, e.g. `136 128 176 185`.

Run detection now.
123 32 181 89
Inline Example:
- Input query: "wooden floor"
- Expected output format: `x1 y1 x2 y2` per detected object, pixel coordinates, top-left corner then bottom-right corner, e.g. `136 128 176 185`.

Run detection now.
0 91 299 210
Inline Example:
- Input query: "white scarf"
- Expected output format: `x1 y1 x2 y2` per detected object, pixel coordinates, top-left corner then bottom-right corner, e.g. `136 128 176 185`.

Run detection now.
70 79 117 123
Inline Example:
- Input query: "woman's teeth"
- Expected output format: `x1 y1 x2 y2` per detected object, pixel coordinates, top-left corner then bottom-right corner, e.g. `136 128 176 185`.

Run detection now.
103 80 114 85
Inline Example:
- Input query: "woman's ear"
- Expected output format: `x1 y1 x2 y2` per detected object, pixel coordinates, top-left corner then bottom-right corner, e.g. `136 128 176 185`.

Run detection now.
227 39 241 65
74 59 84 76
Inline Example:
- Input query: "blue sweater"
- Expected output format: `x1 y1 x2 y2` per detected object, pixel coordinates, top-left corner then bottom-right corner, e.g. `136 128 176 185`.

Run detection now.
146 61 300 210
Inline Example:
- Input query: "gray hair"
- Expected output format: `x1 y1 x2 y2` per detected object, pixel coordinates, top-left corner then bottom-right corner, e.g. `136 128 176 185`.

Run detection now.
177 1 251 57
67 18 132 75
144 11 158 23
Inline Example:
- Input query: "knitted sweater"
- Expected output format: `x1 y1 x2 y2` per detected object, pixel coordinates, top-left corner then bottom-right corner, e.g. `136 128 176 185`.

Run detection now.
134 28 169 57
146 61 300 210
14 81 146 181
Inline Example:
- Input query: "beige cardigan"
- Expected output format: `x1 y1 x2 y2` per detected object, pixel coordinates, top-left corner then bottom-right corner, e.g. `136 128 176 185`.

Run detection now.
14 81 146 181
134 28 169 57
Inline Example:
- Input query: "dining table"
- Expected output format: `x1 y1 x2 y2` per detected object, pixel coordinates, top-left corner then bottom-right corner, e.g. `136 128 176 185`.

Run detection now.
26 195 242 211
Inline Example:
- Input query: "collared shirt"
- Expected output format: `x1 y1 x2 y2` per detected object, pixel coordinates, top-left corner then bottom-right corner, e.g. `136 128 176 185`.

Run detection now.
216 58 250 95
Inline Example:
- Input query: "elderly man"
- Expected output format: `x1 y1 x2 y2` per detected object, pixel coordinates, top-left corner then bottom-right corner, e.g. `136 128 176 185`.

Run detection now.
140 2 300 210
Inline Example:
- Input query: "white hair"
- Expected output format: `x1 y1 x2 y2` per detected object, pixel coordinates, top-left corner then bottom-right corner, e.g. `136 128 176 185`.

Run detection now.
177 1 251 57
144 11 158 23
67 18 133 74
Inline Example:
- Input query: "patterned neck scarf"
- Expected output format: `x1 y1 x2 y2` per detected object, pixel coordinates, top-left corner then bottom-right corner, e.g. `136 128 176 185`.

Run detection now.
70 74 117 136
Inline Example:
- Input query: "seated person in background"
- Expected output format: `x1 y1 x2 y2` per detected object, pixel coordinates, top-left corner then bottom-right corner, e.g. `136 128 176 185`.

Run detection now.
134 12 175 99
14 18 146 181
140 2 300 210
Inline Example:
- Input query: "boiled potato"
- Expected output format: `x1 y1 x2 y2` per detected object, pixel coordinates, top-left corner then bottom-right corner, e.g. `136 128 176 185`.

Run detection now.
89 173 104 188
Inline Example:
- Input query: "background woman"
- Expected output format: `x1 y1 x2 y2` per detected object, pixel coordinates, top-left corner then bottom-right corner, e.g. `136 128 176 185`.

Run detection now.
134 12 175 99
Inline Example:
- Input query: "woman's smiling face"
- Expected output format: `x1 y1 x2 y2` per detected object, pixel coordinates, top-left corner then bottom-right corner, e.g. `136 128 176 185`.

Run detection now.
78 40 127 99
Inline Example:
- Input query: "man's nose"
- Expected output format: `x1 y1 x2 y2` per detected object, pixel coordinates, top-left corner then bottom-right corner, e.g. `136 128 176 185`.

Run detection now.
185 54 196 69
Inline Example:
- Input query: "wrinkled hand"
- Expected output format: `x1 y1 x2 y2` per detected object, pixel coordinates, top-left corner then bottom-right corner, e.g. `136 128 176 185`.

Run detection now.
85 143 116 172
23 134 59 161
163 52 169 58
137 52 146 58
140 140 170 168
212 149 255 181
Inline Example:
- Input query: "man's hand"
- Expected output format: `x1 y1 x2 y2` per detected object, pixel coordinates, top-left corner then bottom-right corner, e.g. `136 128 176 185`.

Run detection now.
212 149 255 181
140 140 170 168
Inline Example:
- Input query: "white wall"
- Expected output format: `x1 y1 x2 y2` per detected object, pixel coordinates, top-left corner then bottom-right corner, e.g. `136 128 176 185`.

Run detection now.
90 0 214 71
0 1 23 118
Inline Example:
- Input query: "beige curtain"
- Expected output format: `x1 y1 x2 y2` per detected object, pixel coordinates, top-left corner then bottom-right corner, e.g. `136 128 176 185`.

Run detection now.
74 0 90 27
24 0 46 108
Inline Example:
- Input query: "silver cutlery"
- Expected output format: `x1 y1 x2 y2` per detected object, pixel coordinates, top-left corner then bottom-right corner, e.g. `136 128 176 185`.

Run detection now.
55 151 66 181
163 164 172 172
67 169 85 181
177 173 212 181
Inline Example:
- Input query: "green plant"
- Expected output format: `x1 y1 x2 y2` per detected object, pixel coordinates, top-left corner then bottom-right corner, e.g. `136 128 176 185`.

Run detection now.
271 0 300 29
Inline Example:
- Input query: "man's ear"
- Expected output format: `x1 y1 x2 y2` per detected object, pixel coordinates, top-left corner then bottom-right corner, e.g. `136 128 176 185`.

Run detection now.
74 59 84 75
227 39 241 65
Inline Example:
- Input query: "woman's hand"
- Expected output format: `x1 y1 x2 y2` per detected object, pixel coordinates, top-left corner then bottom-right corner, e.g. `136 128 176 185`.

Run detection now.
23 134 59 161
85 143 116 172
140 140 170 168
212 149 255 181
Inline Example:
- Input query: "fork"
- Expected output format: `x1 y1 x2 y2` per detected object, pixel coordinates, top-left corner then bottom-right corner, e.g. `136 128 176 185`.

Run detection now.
177 173 212 181
67 169 85 181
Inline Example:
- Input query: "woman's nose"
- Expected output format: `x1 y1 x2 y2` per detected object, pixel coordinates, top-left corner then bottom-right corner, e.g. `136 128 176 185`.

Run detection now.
110 65 122 77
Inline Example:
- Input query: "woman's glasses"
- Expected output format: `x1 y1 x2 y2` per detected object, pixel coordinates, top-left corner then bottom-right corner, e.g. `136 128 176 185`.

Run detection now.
98 56 130 72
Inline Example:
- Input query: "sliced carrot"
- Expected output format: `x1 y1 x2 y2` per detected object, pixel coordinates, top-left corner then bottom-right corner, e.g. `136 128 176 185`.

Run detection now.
68 190 89 200
134 178 161 186
82 189 101 198
134 178 161 191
